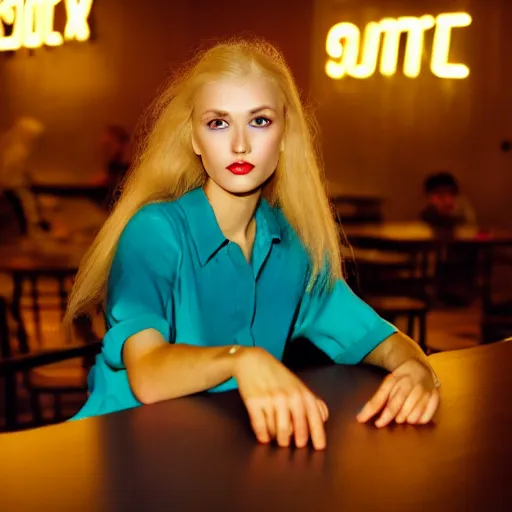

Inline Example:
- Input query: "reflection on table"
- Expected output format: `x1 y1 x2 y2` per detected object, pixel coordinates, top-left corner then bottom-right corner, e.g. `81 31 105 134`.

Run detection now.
0 341 510 510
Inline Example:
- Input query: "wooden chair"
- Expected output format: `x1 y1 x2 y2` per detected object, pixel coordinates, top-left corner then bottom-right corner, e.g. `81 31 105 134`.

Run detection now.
345 245 432 352
366 296 428 352
0 296 100 432
24 314 100 425
5 267 100 426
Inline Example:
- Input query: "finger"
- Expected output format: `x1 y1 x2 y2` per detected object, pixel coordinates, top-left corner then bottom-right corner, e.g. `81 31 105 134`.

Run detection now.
317 399 329 422
406 393 431 424
289 392 309 448
395 384 423 424
246 401 269 444
375 378 413 428
419 391 440 424
357 373 397 423
274 394 293 448
304 393 326 450
262 403 276 438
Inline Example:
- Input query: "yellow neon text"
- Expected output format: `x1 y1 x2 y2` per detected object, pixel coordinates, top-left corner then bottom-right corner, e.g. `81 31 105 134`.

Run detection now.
325 12 472 79
0 0 93 52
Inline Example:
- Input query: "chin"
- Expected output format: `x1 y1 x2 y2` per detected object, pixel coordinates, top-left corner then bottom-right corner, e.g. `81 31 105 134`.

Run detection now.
223 182 264 197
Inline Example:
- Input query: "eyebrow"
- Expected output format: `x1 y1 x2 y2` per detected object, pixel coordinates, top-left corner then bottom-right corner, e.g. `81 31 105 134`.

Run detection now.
200 106 277 119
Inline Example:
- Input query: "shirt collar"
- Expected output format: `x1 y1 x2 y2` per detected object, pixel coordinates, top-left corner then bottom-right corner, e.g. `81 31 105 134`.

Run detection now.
178 187 282 266
255 195 282 244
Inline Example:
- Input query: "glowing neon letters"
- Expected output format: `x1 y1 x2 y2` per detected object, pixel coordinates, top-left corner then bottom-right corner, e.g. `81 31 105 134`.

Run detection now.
0 0 93 51
326 12 472 79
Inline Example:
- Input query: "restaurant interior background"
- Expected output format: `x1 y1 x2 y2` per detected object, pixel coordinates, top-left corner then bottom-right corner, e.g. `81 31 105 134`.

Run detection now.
1 0 512 430
1 0 511 225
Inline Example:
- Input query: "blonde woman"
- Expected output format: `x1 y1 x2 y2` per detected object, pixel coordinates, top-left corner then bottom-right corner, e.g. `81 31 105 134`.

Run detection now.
66 39 440 450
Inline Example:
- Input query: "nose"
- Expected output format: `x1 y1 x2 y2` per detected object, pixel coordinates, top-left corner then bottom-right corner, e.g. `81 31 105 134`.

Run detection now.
231 126 251 155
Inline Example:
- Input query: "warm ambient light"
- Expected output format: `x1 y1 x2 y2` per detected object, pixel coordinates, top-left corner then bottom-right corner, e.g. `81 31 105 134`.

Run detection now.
325 12 472 79
0 0 94 52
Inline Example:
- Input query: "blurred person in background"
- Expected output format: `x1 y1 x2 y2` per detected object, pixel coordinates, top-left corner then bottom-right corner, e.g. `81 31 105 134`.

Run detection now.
419 171 476 228
0 117 49 239
91 125 131 207
420 172 479 305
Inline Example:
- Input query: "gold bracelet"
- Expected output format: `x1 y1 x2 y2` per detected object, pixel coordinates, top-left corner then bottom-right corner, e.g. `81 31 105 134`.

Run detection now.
431 368 441 388
228 345 241 355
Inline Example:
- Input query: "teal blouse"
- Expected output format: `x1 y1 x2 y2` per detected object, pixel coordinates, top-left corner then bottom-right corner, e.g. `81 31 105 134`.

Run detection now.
73 187 396 420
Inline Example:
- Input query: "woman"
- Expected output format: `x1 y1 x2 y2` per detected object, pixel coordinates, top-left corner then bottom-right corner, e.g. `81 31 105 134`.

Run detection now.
66 39 440 450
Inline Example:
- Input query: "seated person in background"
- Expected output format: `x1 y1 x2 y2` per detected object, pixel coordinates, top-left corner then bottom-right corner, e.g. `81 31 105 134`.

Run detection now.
91 125 131 205
419 172 476 228
420 172 478 305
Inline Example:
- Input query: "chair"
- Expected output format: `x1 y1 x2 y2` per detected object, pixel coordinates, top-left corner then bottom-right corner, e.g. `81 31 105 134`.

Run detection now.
11 268 75 344
479 247 512 344
345 245 432 352
6 268 100 426
365 295 428 352
0 298 100 432
24 314 100 425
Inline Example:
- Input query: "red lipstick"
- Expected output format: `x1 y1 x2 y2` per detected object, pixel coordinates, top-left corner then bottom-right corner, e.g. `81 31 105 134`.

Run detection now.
226 161 255 175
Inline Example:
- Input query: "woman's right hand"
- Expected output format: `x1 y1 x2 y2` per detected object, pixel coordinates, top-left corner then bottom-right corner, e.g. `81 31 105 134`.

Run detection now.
233 347 329 450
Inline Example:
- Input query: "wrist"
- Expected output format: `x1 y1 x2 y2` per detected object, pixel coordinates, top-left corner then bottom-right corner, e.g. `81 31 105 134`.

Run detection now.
229 345 262 378
401 357 441 389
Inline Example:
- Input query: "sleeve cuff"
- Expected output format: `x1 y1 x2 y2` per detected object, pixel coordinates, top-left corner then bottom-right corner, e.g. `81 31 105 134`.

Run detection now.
102 314 171 369
333 319 398 365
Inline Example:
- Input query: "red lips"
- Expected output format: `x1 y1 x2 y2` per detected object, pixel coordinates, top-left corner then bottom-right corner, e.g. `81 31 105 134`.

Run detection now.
226 161 255 175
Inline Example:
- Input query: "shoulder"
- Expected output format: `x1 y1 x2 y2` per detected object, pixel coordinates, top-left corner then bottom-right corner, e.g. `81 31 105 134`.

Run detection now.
115 201 187 268
120 201 184 244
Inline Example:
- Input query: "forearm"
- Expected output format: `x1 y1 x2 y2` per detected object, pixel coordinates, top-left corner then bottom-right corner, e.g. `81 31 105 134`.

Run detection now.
363 331 431 372
124 331 244 404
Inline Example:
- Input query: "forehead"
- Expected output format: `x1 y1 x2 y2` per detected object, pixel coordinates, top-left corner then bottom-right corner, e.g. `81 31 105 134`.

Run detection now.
194 75 282 113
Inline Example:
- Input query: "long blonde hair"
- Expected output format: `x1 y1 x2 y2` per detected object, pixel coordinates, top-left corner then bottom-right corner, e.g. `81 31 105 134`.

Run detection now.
65 38 342 325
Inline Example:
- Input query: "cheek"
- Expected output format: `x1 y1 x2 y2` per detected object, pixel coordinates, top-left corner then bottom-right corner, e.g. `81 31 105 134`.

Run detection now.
194 131 215 158
258 131 282 161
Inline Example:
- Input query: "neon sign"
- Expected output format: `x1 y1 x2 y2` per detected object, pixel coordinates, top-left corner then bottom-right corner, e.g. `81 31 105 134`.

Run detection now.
326 12 472 79
0 0 93 52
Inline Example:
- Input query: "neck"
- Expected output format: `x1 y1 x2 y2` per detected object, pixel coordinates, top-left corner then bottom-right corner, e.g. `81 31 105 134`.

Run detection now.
203 180 261 241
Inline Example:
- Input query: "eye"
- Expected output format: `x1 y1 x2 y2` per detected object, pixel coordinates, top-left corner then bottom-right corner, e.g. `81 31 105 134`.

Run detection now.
207 119 228 130
250 117 272 127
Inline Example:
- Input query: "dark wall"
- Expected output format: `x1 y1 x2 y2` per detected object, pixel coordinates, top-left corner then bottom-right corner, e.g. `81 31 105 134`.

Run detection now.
311 0 512 226
0 0 314 181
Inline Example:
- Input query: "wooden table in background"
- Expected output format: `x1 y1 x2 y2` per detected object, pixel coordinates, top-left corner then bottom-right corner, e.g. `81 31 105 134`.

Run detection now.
0 341 510 511
0 237 92 346
343 221 512 248
344 222 512 308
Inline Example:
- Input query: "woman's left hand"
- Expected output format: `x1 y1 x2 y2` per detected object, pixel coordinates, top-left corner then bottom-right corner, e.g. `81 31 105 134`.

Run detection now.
356 358 440 428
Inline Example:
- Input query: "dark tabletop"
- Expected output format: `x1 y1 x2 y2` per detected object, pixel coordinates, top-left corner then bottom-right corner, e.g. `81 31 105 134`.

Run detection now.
1 341 511 511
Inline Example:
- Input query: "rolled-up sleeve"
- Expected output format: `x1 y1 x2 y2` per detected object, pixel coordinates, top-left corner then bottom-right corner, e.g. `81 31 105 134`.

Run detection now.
102 207 178 369
292 274 397 364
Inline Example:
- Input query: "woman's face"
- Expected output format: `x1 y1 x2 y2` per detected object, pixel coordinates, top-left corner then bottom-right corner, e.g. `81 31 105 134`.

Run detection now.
191 74 285 196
